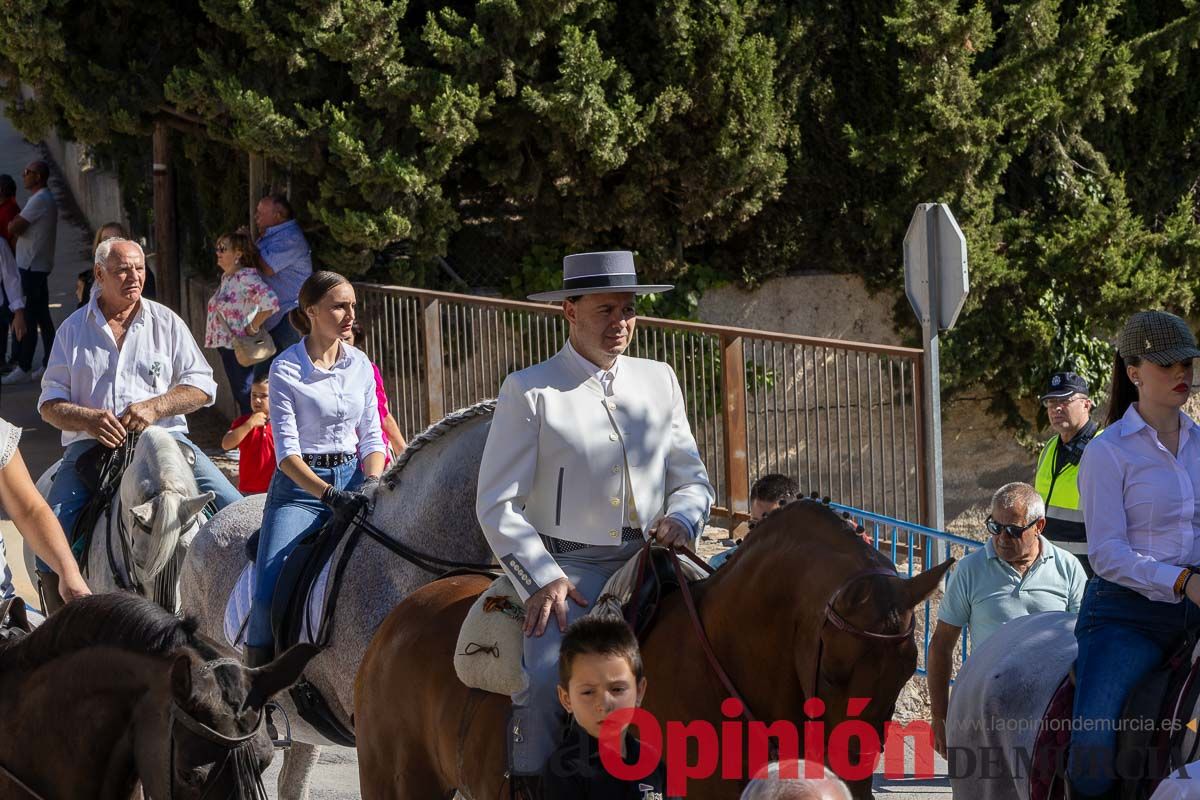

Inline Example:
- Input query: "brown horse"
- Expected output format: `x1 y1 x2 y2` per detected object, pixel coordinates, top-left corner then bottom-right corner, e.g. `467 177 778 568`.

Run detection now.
355 498 953 800
0 592 318 800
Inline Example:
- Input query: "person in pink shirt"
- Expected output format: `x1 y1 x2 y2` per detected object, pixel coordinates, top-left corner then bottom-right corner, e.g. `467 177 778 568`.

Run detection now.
343 319 406 462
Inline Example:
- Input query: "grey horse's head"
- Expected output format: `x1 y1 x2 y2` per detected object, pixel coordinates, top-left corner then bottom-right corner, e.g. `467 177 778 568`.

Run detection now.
121 428 213 601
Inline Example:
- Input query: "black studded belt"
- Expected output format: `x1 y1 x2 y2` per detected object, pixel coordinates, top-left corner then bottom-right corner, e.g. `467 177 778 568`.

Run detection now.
542 527 644 555
301 452 356 468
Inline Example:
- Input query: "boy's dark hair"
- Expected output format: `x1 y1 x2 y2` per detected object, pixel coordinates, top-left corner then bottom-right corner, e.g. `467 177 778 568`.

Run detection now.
250 374 270 386
558 615 643 687
0 174 15 198
750 473 798 504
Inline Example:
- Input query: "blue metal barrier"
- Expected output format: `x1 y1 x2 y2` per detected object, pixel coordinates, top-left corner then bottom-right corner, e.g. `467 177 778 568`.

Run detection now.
830 502 982 677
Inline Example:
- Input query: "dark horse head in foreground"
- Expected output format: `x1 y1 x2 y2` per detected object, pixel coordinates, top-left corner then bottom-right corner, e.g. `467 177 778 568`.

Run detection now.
355 497 953 800
0 592 318 800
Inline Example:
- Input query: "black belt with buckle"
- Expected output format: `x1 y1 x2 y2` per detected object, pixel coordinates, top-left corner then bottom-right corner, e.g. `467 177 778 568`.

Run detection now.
301 452 356 468
543 527 644 555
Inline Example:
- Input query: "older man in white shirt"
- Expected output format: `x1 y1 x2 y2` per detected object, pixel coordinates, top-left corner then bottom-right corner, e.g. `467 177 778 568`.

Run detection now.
37 238 240 606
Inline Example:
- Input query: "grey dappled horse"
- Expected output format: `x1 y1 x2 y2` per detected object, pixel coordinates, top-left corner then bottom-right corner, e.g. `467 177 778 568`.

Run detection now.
29 427 214 612
178 400 498 800
947 610 1200 799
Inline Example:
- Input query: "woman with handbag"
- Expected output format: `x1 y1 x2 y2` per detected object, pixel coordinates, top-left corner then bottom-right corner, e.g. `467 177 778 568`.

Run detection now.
244 270 385 667
204 232 280 416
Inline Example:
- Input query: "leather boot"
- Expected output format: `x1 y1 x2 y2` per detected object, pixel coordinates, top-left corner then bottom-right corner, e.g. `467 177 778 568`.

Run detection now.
243 644 275 669
35 570 65 617
510 775 542 800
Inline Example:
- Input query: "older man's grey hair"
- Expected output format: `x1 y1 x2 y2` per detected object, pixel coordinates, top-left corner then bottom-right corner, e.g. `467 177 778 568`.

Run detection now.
991 481 1045 525
94 237 145 268
740 761 853 800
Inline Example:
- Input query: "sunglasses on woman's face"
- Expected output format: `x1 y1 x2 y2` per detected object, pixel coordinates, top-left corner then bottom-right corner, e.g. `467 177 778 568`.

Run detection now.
215 244 229 253
985 515 1039 538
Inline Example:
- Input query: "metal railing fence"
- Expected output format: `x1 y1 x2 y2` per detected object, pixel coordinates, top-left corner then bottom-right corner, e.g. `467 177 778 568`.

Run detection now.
834 502 982 676
183 276 929 523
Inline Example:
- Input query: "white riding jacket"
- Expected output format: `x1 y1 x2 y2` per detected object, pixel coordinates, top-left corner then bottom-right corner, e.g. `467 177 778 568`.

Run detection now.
476 343 714 601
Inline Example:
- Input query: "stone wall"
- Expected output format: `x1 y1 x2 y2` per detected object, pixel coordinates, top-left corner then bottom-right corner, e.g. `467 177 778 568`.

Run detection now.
699 272 1036 538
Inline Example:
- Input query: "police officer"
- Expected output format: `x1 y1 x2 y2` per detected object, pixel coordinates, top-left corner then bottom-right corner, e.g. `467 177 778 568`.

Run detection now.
1034 370 1099 576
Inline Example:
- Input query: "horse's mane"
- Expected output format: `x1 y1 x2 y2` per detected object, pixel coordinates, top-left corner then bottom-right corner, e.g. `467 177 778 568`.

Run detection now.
0 592 199 672
382 398 497 485
723 497 908 632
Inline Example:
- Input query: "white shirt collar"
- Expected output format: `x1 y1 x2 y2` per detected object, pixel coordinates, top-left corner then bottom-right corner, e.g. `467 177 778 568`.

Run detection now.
565 339 619 384
1120 402 1195 438
297 338 350 382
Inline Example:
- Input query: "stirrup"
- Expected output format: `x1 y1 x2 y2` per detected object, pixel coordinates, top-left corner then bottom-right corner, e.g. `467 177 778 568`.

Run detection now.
266 701 293 750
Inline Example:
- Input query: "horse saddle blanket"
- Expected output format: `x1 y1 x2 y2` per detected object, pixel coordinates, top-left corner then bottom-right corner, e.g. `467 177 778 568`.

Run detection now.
1030 642 1200 800
224 558 331 650
453 546 709 696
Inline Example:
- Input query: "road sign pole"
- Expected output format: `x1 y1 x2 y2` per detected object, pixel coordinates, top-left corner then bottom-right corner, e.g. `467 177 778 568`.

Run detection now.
923 207 946 567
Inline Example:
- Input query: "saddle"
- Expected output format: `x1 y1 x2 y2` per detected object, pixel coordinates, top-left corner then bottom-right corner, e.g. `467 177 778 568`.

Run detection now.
454 543 708 696
228 496 368 748
1031 639 1200 800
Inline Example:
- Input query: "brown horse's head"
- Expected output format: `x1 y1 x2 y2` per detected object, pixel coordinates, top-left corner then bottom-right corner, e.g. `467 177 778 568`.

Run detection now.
135 641 319 799
708 498 952 799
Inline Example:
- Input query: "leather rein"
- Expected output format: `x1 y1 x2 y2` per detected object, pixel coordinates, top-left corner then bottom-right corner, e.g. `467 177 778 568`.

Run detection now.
665 545 913 724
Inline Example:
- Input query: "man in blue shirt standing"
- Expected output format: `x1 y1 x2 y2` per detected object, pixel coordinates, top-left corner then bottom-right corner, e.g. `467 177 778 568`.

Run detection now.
252 193 312 377
926 482 1085 757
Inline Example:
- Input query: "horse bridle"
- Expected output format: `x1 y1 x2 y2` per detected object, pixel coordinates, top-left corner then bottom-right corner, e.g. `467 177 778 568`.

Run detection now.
0 659 269 800
167 659 270 799
669 552 914 724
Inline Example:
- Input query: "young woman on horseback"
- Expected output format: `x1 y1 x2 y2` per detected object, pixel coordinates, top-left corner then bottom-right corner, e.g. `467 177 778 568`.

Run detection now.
243 270 385 668
1070 310 1200 799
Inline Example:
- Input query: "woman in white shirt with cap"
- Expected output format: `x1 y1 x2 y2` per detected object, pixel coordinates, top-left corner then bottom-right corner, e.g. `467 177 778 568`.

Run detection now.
1070 310 1200 799
244 270 385 667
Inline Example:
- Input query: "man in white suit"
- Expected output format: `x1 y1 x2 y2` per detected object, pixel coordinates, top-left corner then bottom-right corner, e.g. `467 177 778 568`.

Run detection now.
477 250 714 792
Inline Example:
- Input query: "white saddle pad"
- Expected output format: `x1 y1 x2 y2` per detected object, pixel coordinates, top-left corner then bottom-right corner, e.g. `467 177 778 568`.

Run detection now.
454 576 527 696
223 558 333 650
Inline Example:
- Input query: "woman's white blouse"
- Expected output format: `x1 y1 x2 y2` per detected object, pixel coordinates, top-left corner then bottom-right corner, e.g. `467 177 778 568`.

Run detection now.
0 417 19 471
1079 403 1200 602
268 340 385 465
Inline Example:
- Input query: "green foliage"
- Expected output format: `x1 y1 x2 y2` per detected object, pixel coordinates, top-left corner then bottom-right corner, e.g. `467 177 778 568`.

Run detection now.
4 0 1200 427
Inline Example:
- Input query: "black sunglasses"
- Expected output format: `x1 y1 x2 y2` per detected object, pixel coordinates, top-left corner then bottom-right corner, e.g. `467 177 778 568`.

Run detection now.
985 515 1039 538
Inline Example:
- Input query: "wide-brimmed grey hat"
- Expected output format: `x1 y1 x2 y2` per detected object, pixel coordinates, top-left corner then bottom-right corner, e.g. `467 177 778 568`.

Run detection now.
526 250 674 302
1117 310 1200 365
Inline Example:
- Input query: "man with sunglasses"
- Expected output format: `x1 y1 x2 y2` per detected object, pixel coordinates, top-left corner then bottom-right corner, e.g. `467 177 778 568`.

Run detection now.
1035 371 1100 576
927 482 1086 757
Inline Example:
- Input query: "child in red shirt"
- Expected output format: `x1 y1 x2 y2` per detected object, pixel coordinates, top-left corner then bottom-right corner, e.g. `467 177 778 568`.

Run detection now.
220 377 275 494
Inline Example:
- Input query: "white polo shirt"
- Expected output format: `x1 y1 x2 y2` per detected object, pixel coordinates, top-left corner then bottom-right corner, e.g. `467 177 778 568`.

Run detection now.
38 297 217 446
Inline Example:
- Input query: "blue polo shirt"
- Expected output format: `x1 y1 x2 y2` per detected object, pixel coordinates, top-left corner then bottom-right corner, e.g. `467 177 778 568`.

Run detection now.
938 535 1085 647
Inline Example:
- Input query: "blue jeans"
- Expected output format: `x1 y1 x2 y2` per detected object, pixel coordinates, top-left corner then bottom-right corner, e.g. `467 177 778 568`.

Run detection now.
43 433 242 569
1069 576 1200 795
253 316 301 381
510 541 643 775
218 346 254 417
246 461 362 648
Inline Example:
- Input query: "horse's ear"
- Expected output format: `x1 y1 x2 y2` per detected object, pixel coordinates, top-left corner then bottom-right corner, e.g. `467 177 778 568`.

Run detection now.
130 500 155 528
180 492 215 521
170 653 194 702
245 643 321 711
902 558 956 608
